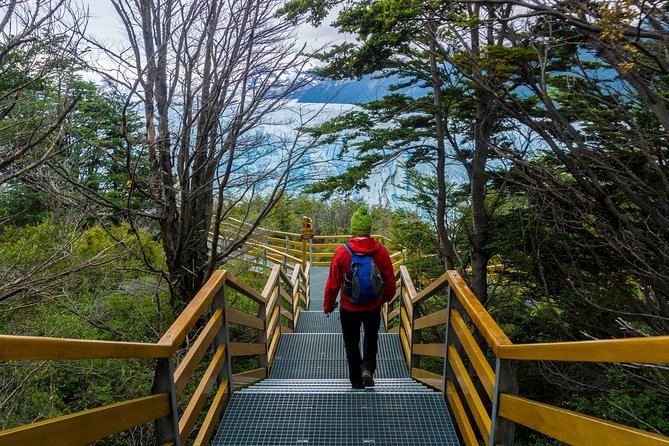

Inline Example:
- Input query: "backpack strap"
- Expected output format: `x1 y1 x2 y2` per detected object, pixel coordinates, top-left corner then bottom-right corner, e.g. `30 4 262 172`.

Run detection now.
344 242 364 256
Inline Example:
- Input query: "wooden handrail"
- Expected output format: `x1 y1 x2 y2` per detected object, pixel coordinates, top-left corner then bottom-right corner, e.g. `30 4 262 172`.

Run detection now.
263 236 304 247
450 309 495 399
389 250 404 259
446 270 511 353
446 380 478 446
193 380 229 446
159 270 227 349
0 335 171 361
399 266 417 300
252 242 303 264
279 267 293 286
179 344 227 443
412 271 450 305
497 336 669 364
225 273 266 305
499 394 669 446
0 394 171 445
226 217 301 238
449 345 491 440
173 308 224 397
262 265 281 299
226 307 264 330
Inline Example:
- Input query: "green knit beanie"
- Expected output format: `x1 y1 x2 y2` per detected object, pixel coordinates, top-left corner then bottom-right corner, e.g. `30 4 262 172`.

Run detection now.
350 206 373 235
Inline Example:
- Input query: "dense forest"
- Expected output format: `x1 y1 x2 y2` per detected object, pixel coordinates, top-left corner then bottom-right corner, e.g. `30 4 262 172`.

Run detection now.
1 0 668 444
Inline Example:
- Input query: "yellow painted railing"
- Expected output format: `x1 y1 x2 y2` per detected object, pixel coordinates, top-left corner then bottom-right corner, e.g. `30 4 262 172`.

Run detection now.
5 217 667 446
216 216 404 270
387 266 669 446
0 263 310 445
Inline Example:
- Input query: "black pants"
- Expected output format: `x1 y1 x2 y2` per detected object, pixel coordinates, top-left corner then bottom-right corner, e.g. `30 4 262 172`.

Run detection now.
340 307 381 386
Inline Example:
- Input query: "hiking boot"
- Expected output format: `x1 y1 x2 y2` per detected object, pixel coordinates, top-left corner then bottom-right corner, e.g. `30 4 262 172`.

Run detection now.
351 382 364 389
362 369 374 387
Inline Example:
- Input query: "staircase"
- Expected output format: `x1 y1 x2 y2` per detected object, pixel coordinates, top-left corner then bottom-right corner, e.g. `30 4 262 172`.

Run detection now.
3 226 668 446
211 267 460 445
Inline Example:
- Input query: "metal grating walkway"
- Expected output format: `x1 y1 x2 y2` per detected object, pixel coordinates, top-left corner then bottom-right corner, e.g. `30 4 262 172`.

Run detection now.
212 267 460 446
297 311 386 333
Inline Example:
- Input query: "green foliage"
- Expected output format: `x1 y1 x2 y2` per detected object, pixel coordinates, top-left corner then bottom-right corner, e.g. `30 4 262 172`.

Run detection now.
1 41 148 223
569 375 669 435
261 194 394 236
0 183 48 225
390 209 443 280
0 219 170 442
276 0 341 26
57 82 146 208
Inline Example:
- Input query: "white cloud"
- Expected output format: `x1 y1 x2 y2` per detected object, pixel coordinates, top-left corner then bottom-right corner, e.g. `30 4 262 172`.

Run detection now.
84 0 349 52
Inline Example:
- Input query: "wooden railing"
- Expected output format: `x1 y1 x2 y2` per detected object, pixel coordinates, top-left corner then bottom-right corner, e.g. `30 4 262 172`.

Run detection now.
388 266 669 446
7 218 665 446
0 263 310 446
216 217 404 271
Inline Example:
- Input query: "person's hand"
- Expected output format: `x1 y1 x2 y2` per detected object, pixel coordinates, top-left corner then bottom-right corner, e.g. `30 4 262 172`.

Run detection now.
324 302 338 317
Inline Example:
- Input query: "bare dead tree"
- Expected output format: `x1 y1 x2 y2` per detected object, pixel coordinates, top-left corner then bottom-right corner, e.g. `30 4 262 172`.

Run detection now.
70 0 317 303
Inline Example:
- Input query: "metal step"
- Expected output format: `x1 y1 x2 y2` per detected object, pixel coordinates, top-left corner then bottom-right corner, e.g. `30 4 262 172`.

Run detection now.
296 311 342 333
268 359 409 379
212 391 459 446
269 333 408 380
239 379 436 394
307 267 330 309
296 311 386 334
273 334 402 360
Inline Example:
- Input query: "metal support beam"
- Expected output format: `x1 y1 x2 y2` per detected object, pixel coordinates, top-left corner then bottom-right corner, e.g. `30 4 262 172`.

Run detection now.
410 302 421 370
489 359 519 446
213 286 234 395
442 285 454 395
152 358 180 446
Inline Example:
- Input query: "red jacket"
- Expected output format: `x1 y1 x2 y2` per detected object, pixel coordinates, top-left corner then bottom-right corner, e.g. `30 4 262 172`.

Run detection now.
324 237 396 313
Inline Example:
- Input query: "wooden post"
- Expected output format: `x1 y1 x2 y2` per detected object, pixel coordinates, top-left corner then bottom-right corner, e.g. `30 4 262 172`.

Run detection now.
300 216 313 271
152 358 181 446
489 359 519 446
